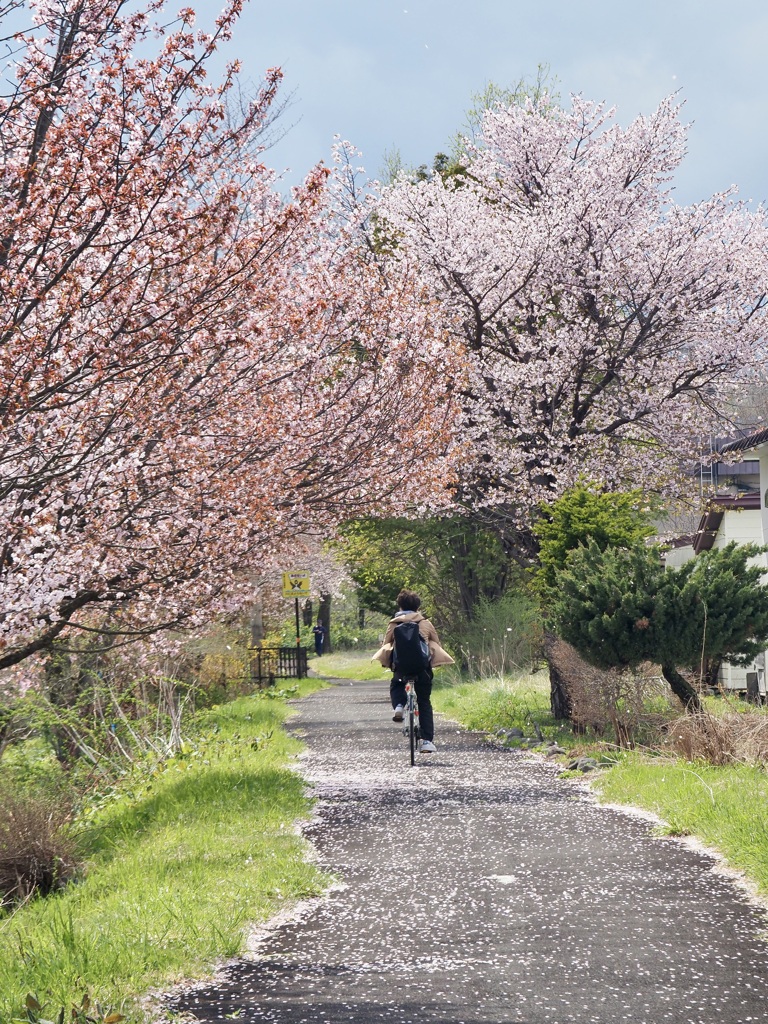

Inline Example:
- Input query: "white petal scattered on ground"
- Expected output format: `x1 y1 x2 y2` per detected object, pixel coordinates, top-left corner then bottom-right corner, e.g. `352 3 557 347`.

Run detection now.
165 679 768 1024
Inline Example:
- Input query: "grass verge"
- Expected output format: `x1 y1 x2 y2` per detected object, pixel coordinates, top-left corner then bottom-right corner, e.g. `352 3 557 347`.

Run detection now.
311 650 387 682
0 679 328 1023
431 668 572 744
593 754 768 895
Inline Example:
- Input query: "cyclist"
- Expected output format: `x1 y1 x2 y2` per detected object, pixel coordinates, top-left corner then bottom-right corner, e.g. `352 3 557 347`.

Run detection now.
385 589 440 753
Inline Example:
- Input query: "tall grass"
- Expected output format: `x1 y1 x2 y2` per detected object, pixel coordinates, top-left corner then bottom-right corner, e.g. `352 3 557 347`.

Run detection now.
0 682 328 1023
452 592 542 678
431 668 572 744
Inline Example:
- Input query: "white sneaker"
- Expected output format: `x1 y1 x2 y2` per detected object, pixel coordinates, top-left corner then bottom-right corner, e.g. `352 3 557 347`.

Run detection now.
419 740 436 753
392 705 404 722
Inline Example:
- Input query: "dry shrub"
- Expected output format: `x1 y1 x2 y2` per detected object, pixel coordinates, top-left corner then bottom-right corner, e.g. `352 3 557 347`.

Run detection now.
665 711 768 765
548 637 676 746
0 788 77 905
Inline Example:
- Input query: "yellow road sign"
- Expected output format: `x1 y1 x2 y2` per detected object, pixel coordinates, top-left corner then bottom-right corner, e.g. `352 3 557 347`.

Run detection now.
282 571 311 599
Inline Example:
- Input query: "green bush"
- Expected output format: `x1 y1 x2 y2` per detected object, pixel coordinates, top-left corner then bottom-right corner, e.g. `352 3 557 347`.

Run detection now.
535 484 656 599
274 621 316 649
552 539 768 712
0 736 69 796
330 621 386 651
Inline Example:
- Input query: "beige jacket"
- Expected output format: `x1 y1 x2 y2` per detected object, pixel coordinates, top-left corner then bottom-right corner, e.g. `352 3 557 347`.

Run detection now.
372 611 455 669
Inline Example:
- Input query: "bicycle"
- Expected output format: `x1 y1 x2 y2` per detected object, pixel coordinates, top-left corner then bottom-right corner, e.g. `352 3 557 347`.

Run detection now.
401 675 420 766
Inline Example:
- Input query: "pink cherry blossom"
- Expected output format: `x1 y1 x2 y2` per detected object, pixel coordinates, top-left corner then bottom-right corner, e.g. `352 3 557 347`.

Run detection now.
0 0 462 671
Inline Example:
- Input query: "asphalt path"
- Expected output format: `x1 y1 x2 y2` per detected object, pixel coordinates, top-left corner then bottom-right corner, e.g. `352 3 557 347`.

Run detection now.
169 679 768 1024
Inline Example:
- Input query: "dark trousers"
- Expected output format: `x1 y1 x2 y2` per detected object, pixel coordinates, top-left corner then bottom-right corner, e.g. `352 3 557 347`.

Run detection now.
390 668 434 741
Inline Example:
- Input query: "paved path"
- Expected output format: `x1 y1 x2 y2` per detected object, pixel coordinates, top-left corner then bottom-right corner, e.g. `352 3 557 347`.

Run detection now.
170 680 768 1024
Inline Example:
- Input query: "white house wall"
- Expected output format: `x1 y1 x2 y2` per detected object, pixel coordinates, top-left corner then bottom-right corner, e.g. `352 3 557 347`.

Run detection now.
665 544 695 568
713 508 764 552
755 444 768 566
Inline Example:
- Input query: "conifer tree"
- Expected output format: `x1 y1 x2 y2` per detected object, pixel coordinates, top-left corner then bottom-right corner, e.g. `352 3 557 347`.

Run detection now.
552 541 768 712
536 487 656 597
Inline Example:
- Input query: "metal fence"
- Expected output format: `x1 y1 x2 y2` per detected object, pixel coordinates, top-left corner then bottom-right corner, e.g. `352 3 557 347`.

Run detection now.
249 645 308 687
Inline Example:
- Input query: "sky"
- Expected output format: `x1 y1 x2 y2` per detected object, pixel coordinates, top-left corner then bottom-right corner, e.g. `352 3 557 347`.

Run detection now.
197 0 768 207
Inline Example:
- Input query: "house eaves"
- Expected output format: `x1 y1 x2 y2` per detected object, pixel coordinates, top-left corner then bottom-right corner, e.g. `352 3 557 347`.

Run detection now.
692 494 760 554
720 427 768 456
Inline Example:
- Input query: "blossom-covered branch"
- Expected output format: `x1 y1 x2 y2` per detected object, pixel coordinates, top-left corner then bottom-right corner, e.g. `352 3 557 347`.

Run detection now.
0 0 461 669
379 94 768 515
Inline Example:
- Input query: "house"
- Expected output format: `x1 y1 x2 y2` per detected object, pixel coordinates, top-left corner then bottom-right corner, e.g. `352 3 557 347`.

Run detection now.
676 428 768 694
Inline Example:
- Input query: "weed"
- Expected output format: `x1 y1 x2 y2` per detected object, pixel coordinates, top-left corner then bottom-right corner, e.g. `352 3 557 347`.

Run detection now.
453 592 542 678
18 991 125 1024
0 787 77 906
652 822 692 838
664 710 768 765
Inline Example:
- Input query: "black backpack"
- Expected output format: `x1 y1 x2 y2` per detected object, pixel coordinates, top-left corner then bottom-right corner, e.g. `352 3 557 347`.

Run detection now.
392 620 431 675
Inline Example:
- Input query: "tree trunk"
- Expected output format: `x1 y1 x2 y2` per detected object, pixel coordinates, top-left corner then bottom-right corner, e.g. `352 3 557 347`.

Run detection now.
318 592 332 654
249 598 264 647
544 631 572 720
302 599 313 627
661 664 703 713
705 658 722 691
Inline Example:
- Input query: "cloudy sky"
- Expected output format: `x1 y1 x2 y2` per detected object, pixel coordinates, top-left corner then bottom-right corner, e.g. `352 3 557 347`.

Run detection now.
202 0 768 207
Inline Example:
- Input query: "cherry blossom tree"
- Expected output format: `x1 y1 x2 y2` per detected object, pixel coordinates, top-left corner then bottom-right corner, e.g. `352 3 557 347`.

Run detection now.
0 0 461 672
379 94 768 526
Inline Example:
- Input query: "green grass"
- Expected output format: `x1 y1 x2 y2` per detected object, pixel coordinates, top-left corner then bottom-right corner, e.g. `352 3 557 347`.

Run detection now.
312 650 388 681
594 754 768 894
0 679 329 1023
431 668 572 744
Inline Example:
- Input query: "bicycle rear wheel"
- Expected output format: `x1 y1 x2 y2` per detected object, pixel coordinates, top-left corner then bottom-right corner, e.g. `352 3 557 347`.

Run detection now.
409 707 416 765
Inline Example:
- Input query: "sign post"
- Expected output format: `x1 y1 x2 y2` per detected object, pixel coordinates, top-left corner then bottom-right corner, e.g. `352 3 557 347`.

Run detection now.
282 571 311 647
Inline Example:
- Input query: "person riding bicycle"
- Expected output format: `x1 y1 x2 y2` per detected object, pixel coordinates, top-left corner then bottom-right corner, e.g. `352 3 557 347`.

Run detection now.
385 589 440 754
